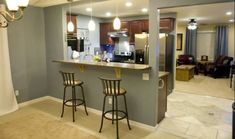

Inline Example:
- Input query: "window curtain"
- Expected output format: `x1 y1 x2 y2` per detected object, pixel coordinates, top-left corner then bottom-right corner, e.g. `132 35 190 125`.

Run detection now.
214 26 228 59
0 5 18 116
185 28 197 59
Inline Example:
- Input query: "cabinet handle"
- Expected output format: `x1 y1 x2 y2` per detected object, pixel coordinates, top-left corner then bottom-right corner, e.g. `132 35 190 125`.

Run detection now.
159 78 165 89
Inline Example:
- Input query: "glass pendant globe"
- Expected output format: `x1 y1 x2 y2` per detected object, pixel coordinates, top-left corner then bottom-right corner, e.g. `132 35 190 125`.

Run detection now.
113 17 121 30
67 21 74 33
6 0 19 11
88 19 96 31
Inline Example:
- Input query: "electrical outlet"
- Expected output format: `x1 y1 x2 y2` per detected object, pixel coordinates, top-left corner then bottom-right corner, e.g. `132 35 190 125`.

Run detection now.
108 98 112 104
15 90 19 96
143 73 149 80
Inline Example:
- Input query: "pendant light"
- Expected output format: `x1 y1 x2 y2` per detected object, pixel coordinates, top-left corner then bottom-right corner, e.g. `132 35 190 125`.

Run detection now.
187 19 197 30
67 0 75 33
88 0 95 31
113 2 121 30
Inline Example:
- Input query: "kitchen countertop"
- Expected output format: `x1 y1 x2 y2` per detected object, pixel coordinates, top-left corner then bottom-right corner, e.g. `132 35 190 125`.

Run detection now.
159 71 169 78
53 59 151 70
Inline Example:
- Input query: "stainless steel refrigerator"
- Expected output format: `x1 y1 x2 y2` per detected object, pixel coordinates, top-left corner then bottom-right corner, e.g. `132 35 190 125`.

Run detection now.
135 33 149 64
159 33 174 94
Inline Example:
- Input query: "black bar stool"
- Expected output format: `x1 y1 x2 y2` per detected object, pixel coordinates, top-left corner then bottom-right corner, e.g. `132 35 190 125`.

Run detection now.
98 77 131 139
60 71 88 122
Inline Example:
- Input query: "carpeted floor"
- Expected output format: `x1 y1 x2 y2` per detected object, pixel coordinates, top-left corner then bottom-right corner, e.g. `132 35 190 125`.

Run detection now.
175 75 234 100
0 111 99 139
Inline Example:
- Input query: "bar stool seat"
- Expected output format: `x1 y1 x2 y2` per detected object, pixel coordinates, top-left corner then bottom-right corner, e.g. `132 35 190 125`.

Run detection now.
64 80 83 86
59 71 88 122
104 88 126 95
99 77 131 139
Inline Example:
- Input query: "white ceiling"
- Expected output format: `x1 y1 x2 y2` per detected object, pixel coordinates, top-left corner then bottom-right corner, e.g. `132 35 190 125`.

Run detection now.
70 0 149 18
29 0 81 7
29 0 234 25
160 2 235 25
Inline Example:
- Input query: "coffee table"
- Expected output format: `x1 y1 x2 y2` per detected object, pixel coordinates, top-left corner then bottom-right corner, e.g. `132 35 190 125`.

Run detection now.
176 65 195 81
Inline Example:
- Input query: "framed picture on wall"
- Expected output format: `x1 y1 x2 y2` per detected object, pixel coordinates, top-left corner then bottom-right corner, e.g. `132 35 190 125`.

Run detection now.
177 33 183 51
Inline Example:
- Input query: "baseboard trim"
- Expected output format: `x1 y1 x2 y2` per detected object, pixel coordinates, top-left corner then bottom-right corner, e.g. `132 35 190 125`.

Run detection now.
19 96 158 131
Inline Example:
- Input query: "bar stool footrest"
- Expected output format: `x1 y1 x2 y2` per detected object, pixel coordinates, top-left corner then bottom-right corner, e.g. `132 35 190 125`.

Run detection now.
64 99 84 107
103 110 127 121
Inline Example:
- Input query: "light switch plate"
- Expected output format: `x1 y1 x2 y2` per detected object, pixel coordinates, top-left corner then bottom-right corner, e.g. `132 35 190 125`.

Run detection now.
143 73 149 80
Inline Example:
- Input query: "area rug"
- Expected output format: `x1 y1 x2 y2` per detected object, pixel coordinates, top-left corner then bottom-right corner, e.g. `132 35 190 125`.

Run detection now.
0 112 99 139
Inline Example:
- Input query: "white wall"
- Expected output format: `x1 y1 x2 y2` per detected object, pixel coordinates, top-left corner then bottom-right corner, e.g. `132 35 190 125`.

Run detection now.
77 15 102 54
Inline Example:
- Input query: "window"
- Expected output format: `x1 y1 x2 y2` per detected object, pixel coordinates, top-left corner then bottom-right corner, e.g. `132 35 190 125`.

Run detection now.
197 31 215 61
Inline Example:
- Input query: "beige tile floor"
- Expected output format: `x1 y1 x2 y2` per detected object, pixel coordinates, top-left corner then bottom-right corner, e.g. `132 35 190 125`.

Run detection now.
0 92 233 139
175 75 234 100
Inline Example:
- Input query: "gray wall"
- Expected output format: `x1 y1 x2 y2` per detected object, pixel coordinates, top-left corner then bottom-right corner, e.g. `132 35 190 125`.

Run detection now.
7 6 47 103
44 5 158 126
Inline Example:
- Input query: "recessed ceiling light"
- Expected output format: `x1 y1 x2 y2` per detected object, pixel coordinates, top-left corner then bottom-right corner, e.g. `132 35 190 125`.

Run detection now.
106 12 111 17
229 19 234 22
226 12 232 15
142 8 148 13
125 2 133 7
86 7 92 12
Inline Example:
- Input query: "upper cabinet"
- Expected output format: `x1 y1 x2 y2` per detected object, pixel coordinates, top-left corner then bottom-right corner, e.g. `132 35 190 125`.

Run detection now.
160 18 175 33
99 18 174 45
67 15 77 34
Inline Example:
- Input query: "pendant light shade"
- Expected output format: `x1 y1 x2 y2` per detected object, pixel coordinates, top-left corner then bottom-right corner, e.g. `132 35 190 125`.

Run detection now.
113 17 121 30
18 0 29 7
6 0 19 11
67 21 74 32
187 19 197 30
88 19 95 31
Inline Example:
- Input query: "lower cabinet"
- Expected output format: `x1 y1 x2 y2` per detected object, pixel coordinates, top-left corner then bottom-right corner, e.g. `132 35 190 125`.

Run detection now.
157 75 168 123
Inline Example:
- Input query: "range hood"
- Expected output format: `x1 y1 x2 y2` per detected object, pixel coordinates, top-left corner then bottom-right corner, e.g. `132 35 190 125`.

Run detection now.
108 31 128 38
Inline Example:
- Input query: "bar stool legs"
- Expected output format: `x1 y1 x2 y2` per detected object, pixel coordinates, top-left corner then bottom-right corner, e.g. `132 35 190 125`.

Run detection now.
80 85 88 116
60 85 88 122
124 95 131 130
99 95 131 139
99 95 107 133
61 86 67 118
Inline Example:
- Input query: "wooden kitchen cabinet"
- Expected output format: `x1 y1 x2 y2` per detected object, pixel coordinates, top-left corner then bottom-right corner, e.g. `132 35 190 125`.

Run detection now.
129 21 143 44
100 23 112 45
67 15 77 34
160 18 175 33
157 75 168 123
142 20 149 33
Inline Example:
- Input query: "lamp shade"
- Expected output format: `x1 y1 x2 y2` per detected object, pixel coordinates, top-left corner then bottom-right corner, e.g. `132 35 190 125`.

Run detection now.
113 17 121 30
187 19 197 30
6 0 19 11
18 0 29 7
88 19 96 31
67 21 75 32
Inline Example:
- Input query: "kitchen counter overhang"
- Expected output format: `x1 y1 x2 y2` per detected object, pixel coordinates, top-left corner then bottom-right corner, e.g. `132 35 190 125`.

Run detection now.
53 59 151 70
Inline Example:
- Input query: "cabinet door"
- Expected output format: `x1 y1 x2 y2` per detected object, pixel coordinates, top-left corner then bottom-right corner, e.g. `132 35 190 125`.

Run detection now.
121 22 129 31
67 15 77 34
100 23 112 45
160 18 174 33
142 20 149 33
129 21 143 44
157 76 167 123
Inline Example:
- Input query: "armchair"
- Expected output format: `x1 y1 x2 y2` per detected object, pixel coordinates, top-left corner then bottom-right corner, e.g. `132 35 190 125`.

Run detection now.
206 55 233 78
177 55 195 66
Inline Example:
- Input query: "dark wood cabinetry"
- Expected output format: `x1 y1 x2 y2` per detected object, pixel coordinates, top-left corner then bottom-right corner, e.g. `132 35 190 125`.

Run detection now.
160 18 175 33
157 75 168 123
99 18 174 45
129 21 144 44
67 15 77 34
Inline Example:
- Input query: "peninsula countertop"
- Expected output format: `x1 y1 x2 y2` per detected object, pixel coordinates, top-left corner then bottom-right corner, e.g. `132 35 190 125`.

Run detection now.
53 59 151 70
159 71 169 78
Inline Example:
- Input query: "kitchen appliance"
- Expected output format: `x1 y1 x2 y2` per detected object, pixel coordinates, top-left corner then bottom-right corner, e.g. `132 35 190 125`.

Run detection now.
135 33 149 64
159 33 174 94
109 31 135 63
67 37 84 52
